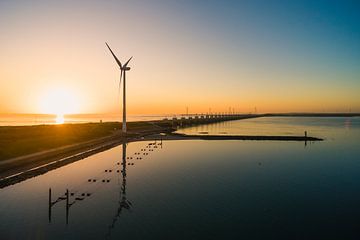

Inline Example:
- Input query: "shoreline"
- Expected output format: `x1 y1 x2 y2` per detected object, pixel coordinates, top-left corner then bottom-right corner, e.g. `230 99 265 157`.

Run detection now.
0 131 322 189
0 114 341 188
0 130 172 188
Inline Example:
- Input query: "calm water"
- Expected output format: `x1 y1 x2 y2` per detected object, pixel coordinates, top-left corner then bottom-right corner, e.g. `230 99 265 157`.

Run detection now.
1 117 360 239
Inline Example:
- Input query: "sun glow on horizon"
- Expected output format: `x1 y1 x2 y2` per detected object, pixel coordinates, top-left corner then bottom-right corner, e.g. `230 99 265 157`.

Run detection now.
39 87 80 115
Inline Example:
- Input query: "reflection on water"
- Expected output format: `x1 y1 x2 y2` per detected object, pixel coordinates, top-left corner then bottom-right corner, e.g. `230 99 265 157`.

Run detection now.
1 117 360 239
40 138 163 239
105 140 131 239
55 114 65 124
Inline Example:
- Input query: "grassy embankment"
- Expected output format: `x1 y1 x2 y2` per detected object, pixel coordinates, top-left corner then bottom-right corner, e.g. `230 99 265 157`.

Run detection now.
0 121 171 162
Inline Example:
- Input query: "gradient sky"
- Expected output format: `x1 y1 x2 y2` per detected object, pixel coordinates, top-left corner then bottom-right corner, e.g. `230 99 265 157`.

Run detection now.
0 0 359 114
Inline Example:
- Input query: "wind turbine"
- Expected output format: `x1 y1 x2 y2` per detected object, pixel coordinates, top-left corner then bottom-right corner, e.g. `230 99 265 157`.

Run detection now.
106 42 133 134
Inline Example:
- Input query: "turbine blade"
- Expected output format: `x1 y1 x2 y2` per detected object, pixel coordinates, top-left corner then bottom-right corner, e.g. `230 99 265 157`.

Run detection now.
123 56 133 67
105 42 122 69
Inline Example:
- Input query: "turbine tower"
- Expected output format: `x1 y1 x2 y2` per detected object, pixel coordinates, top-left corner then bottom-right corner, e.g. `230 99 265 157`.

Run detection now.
106 42 132 134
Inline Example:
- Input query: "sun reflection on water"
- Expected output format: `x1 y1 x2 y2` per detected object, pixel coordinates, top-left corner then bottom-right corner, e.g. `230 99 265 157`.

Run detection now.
55 114 65 124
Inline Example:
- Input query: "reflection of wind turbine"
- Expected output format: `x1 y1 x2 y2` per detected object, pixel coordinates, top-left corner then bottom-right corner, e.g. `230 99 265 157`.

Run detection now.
106 42 133 133
106 140 132 239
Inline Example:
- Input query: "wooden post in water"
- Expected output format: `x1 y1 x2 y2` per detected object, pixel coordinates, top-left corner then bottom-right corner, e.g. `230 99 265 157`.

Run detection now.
48 188 52 223
66 189 69 225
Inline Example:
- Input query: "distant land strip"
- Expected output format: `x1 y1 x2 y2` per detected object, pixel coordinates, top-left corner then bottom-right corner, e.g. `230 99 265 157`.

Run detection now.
264 113 360 117
151 133 323 141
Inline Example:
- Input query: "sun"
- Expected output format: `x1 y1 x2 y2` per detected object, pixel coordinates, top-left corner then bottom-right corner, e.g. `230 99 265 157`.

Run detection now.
39 87 80 119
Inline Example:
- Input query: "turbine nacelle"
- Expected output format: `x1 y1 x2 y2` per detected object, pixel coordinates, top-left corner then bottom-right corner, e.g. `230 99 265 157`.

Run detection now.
105 42 133 70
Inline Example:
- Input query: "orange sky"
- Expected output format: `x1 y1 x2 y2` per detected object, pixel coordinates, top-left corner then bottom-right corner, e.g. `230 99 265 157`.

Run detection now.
0 1 359 115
